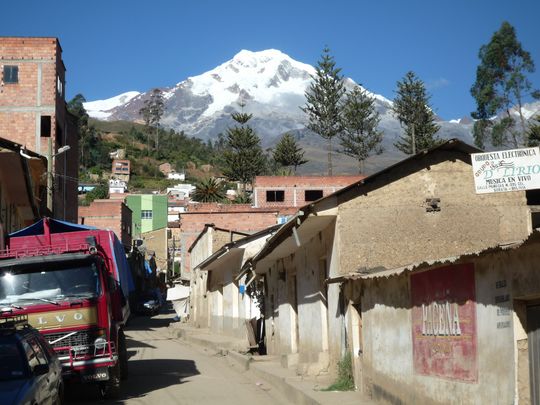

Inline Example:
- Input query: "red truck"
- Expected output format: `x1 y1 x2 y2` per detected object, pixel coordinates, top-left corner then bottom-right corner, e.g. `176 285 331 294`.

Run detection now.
0 218 133 398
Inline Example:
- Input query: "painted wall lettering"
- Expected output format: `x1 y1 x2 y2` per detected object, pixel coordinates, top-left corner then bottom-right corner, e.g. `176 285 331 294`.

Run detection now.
411 263 477 382
421 302 461 336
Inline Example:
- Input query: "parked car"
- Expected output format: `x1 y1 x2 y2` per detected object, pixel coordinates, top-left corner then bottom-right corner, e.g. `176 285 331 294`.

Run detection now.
0 314 63 405
135 290 162 316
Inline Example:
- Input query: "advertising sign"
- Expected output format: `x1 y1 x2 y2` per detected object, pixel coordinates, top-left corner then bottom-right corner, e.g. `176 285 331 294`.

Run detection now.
411 264 477 382
471 147 540 194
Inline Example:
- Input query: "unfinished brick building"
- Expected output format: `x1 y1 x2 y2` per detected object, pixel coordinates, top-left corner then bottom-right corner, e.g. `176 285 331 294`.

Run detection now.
253 175 365 209
0 37 78 222
178 203 282 277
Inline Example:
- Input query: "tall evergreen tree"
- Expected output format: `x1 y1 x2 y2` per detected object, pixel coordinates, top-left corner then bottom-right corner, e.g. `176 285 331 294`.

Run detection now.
139 88 165 152
527 115 540 147
392 71 440 154
272 133 308 174
471 21 539 148
302 47 346 176
339 86 383 173
222 112 265 190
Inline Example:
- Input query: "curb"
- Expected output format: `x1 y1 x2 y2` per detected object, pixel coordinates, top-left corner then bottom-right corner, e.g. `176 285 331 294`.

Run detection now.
168 324 374 405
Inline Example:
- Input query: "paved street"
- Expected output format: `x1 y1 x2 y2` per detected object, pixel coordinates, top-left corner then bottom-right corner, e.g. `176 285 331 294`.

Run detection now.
66 308 290 405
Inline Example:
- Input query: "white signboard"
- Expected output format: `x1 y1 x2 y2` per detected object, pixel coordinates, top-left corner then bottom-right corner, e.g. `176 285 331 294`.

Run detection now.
471 147 540 194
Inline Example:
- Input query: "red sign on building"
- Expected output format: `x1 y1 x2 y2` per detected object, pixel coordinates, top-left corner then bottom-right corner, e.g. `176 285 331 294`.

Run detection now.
411 263 477 382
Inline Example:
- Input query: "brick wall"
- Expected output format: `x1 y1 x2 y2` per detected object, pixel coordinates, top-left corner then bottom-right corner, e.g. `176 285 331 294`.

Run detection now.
78 199 133 248
0 37 77 222
179 204 279 275
253 175 364 209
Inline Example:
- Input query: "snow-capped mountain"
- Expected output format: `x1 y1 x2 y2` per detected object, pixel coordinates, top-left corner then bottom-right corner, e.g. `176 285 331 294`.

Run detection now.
83 49 539 173
84 91 140 119
86 49 396 149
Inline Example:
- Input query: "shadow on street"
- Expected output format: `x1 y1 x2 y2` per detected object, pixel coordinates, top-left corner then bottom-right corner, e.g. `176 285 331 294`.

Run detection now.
66 358 199 403
66 307 199 403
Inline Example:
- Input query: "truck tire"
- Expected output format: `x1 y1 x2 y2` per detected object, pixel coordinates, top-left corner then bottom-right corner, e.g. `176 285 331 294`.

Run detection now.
98 363 121 400
119 329 129 380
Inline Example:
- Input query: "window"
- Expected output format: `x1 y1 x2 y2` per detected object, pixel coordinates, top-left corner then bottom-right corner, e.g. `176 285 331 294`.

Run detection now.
141 210 152 219
305 189 323 202
3 65 18 84
266 190 284 202
40 116 51 137
56 76 63 97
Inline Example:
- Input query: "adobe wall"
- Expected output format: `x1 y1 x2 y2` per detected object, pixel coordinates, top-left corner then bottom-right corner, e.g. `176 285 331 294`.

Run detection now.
359 240 540 404
337 153 530 275
264 221 339 375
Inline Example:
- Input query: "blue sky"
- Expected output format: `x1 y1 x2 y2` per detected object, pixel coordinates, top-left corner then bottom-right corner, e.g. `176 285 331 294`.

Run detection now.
2 0 539 120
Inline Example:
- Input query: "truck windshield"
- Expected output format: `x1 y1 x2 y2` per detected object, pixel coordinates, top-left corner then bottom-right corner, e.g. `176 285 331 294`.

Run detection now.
0 262 101 305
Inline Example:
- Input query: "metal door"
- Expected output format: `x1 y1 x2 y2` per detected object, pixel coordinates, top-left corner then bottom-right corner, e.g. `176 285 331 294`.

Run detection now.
528 305 540 405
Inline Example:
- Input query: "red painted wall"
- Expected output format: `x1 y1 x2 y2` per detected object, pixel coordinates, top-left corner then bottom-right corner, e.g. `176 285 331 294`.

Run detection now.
411 263 477 382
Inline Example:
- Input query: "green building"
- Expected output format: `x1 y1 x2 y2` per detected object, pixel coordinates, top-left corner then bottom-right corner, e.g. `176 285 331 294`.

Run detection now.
125 194 168 238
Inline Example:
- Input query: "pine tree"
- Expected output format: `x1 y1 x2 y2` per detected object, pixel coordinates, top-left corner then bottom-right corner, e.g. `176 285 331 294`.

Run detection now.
302 47 346 176
222 112 265 190
339 86 383 173
272 133 308 174
527 116 540 147
139 88 165 152
471 21 540 148
392 71 440 154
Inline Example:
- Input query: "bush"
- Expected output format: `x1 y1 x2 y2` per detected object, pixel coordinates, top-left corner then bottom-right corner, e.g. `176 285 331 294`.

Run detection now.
322 352 355 391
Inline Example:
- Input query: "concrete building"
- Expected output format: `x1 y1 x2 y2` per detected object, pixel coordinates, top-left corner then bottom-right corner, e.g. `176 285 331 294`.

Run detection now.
108 178 127 194
248 140 533 389
178 203 282 277
0 37 78 221
78 198 133 248
125 194 168 238
0 137 46 237
111 159 130 182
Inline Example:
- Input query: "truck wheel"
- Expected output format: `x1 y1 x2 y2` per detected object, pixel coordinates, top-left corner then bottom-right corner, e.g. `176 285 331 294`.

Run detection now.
119 330 129 380
98 363 121 399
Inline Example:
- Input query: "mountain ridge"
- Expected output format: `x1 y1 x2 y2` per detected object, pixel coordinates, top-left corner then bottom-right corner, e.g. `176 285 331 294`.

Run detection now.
83 49 539 174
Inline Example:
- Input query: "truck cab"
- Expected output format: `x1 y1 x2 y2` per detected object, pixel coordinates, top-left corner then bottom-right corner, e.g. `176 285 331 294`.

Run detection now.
0 218 132 398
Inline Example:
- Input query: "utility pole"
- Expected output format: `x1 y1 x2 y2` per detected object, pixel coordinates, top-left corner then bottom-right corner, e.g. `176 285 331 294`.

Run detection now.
46 138 53 214
46 144 71 216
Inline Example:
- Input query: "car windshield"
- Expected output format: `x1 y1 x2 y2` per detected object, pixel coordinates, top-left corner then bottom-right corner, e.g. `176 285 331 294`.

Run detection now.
0 341 28 380
0 261 101 305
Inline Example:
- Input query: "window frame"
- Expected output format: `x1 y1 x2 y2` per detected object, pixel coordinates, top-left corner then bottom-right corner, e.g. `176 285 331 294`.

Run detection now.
3 65 19 84
141 210 153 220
304 189 324 202
266 190 285 202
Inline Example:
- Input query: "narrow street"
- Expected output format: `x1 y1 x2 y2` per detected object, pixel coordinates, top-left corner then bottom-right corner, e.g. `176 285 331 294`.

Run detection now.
66 308 290 405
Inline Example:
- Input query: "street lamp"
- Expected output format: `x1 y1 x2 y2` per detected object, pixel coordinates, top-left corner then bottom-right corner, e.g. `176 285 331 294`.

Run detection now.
47 144 71 214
